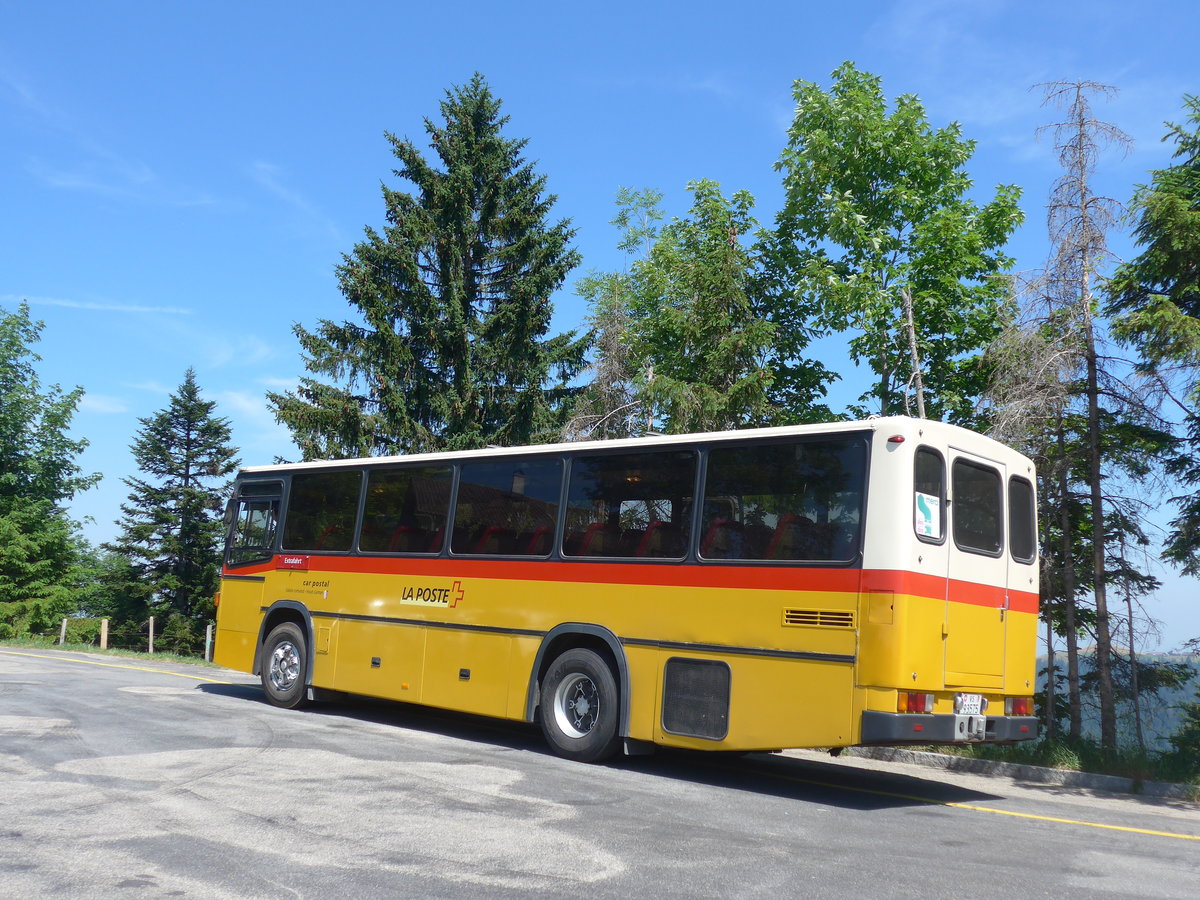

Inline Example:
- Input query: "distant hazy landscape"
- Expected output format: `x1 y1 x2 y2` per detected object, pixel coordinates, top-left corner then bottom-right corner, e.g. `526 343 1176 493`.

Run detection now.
1041 653 1199 751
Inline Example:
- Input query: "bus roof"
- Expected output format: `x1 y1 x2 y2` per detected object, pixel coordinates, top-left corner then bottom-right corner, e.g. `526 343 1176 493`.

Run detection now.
238 416 1029 477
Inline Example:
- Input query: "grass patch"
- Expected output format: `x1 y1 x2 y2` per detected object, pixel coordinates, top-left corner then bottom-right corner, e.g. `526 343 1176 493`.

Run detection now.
0 635 220 667
921 736 1200 791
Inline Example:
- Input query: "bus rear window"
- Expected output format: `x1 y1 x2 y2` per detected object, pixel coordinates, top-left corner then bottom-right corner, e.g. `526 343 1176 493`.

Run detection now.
700 438 865 562
952 460 1002 555
1008 477 1037 563
282 471 362 552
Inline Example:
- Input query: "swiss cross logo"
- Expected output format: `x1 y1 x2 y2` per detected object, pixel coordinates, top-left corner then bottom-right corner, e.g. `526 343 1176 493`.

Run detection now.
451 581 465 608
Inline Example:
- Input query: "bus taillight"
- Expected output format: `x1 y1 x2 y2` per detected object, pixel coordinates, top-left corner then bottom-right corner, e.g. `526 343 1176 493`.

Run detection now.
1005 697 1032 716
897 692 933 714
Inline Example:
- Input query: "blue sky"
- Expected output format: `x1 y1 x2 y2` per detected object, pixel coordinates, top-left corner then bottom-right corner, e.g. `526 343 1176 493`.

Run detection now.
2 1 1197 648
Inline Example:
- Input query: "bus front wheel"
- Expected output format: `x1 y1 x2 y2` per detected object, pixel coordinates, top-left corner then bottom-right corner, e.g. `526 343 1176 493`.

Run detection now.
540 648 621 763
261 622 309 710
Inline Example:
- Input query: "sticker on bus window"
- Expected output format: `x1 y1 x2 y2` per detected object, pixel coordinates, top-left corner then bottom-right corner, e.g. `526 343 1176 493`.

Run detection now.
915 492 941 538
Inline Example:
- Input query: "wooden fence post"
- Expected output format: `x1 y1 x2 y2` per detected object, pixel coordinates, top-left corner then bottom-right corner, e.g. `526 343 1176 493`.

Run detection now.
148 616 155 654
59 618 68 645
100 618 109 650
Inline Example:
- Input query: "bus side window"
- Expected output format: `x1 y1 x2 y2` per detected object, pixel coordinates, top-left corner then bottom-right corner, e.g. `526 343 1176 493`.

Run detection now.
563 450 696 560
282 471 361 553
359 465 452 554
914 447 946 543
1008 476 1037 563
451 457 562 557
700 438 865 563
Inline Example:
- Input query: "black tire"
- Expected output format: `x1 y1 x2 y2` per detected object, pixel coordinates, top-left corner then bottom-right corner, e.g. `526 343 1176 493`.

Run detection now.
260 622 309 709
539 648 621 763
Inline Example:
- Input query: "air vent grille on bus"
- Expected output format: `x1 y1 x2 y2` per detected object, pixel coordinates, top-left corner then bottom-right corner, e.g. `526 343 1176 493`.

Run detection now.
782 608 855 629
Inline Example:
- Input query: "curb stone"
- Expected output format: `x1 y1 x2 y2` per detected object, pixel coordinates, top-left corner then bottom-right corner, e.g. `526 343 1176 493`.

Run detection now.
844 746 1198 802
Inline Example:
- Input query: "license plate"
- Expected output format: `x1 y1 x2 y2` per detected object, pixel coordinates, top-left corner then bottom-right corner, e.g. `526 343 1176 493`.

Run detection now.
956 693 983 715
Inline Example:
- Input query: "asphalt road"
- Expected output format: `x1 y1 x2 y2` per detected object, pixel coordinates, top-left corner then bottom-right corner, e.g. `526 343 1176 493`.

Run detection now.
2 647 1197 898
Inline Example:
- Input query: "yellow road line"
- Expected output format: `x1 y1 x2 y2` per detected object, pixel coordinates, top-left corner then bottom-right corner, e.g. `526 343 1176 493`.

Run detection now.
753 764 1200 842
0 648 235 685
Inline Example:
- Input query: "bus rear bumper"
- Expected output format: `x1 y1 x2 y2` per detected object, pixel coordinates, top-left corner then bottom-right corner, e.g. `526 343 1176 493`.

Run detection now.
860 710 1038 745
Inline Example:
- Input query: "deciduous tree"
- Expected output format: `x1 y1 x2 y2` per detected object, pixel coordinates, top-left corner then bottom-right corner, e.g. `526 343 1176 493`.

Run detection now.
565 188 662 441
571 181 779 437
629 180 776 434
0 303 98 636
767 61 1023 423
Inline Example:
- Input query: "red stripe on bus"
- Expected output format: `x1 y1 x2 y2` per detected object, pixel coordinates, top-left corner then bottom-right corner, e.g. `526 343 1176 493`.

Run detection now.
861 569 1038 615
225 555 1038 614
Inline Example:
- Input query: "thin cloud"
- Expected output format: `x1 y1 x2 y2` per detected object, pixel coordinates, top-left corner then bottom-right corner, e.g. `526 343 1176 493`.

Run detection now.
158 326 276 370
123 380 173 395
203 333 275 369
248 161 344 242
78 394 129 414
582 71 741 104
217 388 298 459
249 162 315 212
0 67 58 123
259 375 299 389
17 295 194 316
218 389 276 421
4 68 215 206
26 156 217 207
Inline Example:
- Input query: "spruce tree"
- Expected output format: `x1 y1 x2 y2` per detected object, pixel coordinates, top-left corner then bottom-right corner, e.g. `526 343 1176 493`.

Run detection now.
270 73 587 458
105 369 239 635
1110 95 1200 577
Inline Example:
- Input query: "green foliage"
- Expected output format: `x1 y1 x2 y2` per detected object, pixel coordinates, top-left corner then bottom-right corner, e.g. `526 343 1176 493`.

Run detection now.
1162 414 1200 576
1162 686 1200 780
0 619 102 643
960 736 1171 785
103 369 238 640
1109 94 1200 366
767 62 1023 423
629 180 777 434
270 73 586 457
567 188 660 440
0 303 99 635
1080 653 1195 705
574 181 811 437
1110 95 1200 576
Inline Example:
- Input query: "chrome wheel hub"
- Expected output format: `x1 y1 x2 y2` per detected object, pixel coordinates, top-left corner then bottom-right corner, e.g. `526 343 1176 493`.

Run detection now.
268 640 301 692
554 673 599 738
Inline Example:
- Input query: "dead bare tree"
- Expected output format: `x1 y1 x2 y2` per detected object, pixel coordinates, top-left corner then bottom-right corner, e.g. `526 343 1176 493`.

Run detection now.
562 278 642 441
1038 80 1132 751
983 275 1086 739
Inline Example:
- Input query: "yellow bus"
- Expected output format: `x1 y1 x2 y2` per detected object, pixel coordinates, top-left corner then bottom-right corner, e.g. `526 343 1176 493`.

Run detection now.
214 416 1039 762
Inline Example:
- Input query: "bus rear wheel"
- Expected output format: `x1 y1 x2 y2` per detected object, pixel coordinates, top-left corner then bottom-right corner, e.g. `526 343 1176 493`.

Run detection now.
261 622 309 709
540 648 621 763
